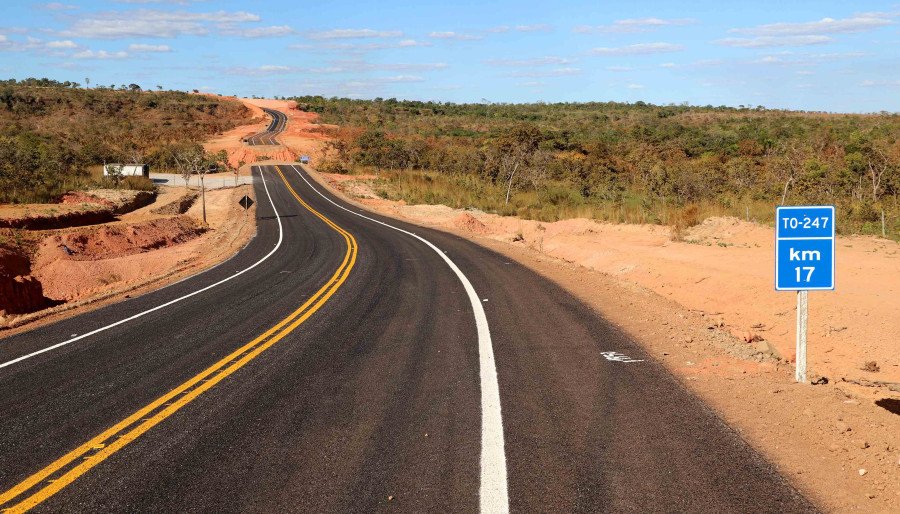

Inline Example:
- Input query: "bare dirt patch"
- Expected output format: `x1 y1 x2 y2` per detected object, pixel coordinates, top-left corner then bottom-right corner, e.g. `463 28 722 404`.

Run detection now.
311 168 900 513
0 184 257 333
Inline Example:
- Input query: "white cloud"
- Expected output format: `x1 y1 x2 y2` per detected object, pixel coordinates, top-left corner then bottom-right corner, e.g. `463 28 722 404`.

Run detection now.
627 83 645 89
488 26 510 33
60 10 261 39
515 24 552 32
128 43 171 52
292 59 448 75
329 59 448 72
717 35 833 47
606 65 634 72
223 64 297 75
115 0 206 3
591 42 684 55
485 56 575 67
860 79 900 87
37 2 78 10
307 28 402 40
73 49 130 59
428 31 482 41
293 39 431 52
731 16 893 36
222 25 294 38
381 75 425 82
506 67 581 78
575 18 696 34
46 39 78 49
659 62 676 68
398 39 430 47
752 51 868 66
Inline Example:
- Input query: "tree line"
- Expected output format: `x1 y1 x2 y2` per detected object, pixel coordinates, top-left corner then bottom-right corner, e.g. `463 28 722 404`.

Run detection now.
295 96 899 237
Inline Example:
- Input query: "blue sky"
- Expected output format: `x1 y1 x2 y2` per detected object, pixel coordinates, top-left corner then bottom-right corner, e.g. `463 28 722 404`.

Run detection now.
1 1 899 112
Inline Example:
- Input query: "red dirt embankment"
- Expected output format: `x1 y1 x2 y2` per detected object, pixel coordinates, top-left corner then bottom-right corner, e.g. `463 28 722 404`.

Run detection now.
0 190 155 230
0 244 56 315
0 184 256 330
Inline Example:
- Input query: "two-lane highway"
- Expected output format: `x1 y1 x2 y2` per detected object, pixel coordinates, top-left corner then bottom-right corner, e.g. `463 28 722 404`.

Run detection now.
245 107 287 146
0 161 816 511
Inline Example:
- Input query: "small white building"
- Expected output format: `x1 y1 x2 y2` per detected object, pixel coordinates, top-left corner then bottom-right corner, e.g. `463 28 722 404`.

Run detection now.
103 164 150 177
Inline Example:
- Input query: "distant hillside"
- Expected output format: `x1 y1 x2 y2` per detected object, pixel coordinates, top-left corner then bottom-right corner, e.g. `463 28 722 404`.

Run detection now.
0 78 252 203
294 96 899 238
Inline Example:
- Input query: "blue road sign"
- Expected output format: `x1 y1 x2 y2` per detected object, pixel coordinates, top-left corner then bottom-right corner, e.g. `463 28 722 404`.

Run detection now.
775 206 835 291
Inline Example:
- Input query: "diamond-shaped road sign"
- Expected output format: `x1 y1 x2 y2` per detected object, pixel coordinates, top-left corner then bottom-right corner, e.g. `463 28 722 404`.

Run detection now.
238 195 254 210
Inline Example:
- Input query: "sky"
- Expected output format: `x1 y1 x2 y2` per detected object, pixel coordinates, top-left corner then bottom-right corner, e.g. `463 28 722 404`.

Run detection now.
1 1 899 112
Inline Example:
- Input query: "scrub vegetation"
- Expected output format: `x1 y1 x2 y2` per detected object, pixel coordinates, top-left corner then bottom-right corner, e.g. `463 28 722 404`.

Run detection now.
0 78 252 203
295 95 900 238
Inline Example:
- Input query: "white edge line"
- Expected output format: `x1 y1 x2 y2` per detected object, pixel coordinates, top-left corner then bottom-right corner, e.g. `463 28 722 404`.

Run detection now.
0 167 284 370
288 165 509 513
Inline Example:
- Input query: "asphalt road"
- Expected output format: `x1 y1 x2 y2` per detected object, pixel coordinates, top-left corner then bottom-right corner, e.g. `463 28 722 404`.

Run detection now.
0 161 817 512
245 107 286 146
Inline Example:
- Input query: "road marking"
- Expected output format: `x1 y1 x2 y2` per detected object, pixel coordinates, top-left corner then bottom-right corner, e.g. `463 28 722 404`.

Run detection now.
0 168 281 371
601 351 644 363
0 167 358 512
288 164 509 514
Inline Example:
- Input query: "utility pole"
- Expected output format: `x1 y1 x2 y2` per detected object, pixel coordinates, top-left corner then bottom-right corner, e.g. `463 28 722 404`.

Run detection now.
201 174 207 224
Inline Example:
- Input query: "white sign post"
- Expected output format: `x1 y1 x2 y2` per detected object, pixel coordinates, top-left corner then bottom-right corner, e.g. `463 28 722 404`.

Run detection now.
775 206 835 383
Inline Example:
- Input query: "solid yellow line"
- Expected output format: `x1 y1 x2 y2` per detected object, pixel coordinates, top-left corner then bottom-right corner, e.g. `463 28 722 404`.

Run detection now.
1 167 358 513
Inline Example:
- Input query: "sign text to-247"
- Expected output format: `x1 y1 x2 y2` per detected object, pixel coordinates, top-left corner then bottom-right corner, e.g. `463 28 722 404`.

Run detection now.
775 206 835 291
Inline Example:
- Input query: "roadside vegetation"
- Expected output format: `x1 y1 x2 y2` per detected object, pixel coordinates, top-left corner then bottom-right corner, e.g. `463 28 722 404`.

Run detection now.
294 96 899 239
0 78 252 203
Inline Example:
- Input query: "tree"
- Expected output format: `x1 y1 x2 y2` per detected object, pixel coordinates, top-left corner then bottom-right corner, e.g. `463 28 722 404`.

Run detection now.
496 125 542 204
174 147 212 224
106 163 124 189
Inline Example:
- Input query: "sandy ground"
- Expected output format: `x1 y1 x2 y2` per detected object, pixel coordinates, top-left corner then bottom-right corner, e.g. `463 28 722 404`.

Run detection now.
312 171 900 513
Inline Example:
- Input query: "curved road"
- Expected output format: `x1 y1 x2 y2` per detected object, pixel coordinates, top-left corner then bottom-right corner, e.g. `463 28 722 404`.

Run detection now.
0 162 816 512
245 107 287 146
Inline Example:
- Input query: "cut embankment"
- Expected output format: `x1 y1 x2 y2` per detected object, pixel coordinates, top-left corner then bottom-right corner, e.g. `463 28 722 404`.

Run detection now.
0 190 156 230
0 216 206 319
0 245 59 315
32 216 206 302
0 185 256 331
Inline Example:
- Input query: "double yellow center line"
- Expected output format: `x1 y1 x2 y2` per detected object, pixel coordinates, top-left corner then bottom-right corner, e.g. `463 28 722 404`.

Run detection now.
0 166 357 513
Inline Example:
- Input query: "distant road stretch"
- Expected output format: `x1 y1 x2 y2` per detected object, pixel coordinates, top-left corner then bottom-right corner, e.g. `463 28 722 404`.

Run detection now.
245 107 286 146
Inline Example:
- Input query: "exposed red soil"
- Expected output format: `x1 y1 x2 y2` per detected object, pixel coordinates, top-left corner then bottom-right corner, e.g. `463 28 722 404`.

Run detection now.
60 191 114 207
36 216 205 263
0 244 58 315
